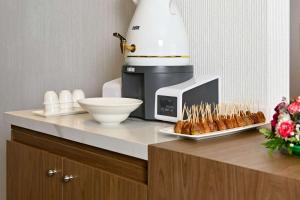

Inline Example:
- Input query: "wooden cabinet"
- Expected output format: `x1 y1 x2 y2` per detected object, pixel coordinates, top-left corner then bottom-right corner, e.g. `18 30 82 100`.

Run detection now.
62 159 96 200
63 159 147 200
148 132 300 200
7 126 148 200
7 141 62 200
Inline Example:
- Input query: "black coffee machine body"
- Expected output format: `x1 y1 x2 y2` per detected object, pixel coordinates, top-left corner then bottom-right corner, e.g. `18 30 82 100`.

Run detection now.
122 65 193 120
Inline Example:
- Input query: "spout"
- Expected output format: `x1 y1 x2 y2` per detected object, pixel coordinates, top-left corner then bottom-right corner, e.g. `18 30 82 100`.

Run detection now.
113 33 126 54
113 32 136 54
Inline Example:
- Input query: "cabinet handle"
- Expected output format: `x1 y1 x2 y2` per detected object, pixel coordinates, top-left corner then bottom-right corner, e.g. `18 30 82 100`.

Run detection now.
63 175 75 183
47 169 58 177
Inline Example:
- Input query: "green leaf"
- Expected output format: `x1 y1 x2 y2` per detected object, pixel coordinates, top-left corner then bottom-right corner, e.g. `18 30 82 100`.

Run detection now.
287 137 298 143
259 128 275 139
262 137 285 152
287 146 293 155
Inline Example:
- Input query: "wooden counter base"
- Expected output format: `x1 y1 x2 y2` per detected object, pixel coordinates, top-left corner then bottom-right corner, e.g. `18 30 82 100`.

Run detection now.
149 130 300 200
11 126 147 183
8 125 300 200
7 126 147 200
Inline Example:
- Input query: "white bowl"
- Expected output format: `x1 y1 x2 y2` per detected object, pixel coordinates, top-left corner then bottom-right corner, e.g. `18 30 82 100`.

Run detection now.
78 98 143 125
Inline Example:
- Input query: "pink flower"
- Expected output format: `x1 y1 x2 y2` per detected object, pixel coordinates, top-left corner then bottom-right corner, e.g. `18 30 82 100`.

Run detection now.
271 119 277 129
275 103 283 113
288 102 300 114
277 121 295 138
275 98 288 112
273 113 279 121
271 113 280 130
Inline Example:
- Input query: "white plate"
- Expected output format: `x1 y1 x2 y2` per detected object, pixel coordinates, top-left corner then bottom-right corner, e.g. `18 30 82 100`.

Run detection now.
32 107 87 117
159 123 267 140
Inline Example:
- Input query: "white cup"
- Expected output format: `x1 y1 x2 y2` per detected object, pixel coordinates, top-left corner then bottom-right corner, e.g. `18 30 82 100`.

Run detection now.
60 102 73 112
44 91 59 114
59 90 73 103
59 90 73 112
44 91 59 105
72 89 85 108
44 104 59 114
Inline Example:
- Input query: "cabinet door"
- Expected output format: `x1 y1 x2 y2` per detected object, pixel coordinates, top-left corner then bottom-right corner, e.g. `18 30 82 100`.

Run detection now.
63 158 147 200
7 141 62 200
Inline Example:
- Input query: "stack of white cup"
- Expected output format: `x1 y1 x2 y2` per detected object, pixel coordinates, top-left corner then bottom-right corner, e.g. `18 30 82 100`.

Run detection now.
44 89 85 114
44 91 60 114
72 89 85 108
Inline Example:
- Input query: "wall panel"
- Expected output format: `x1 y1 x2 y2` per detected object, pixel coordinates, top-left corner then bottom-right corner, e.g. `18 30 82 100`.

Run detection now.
0 1 134 199
177 0 289 111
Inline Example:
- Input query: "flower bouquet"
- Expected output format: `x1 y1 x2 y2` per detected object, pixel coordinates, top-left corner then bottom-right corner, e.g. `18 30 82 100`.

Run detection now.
260 97 300 155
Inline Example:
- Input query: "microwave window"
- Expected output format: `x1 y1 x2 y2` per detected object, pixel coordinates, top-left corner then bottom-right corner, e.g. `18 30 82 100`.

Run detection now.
157 96 177 117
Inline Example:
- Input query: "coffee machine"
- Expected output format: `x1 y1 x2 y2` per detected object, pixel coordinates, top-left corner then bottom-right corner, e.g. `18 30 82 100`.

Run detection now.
121 65 193 120
106 0 219 121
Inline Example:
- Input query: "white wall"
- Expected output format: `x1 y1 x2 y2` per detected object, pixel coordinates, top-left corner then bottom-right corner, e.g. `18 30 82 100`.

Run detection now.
0 0 290 199
0 0 134 199
177 0 290 111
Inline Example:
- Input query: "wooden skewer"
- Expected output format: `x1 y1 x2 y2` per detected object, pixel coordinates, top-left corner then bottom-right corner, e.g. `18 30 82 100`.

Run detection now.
182 104 187 121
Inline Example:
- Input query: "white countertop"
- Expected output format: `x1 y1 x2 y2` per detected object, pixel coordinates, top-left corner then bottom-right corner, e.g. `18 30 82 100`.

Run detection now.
4 110 178 160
